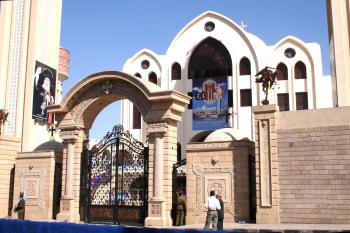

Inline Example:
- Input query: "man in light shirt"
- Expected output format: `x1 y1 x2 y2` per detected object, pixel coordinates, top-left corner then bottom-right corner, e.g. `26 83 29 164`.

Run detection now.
204 190 221 230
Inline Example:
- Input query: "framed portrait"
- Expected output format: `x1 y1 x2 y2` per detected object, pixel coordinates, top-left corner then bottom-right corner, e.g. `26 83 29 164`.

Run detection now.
32 61 57 124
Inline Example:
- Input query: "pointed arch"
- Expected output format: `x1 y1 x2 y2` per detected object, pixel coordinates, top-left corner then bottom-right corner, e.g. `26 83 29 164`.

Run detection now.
277 63 288 81
149 72 158 85
188 37 232 79
239 57 251 75
167 11 260 73
273 36 314 74
295 61 307 79
122 48 162 74
171 62 181 80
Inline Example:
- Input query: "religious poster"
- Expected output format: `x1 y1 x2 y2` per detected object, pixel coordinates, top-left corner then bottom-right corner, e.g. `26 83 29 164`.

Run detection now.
192 76 229 130
32 61 56 124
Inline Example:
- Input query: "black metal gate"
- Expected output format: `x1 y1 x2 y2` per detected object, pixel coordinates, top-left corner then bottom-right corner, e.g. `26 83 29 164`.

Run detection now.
8 165 15 216
53 162 62 219
82 125 148 225
249 154 256 222
172 159 186 226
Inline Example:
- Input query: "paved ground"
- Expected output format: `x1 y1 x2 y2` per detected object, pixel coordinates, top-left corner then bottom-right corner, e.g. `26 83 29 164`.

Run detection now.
171 222 350 232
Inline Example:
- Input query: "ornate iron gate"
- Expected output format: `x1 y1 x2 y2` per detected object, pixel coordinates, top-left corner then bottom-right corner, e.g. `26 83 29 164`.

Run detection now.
83 125 148 225
172 159 186 226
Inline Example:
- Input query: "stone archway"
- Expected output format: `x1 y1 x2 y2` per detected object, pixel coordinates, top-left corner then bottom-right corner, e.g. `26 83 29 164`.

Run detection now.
48 71 190 226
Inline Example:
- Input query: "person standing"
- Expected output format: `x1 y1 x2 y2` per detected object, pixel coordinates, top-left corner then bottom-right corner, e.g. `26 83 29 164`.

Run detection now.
204 190 221 230
14 192 26 220
176 191 186 226
216 193 224 230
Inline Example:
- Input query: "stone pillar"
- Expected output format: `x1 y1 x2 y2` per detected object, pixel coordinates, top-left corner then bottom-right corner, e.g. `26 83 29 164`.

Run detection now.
56 128 80 222
327 0 350 107
252 104 280 223
145 121 176 227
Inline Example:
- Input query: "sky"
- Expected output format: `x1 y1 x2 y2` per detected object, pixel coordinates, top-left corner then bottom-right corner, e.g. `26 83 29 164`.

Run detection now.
60 0 329 140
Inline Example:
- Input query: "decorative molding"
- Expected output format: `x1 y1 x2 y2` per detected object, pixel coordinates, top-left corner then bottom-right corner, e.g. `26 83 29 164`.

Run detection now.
192 164 203 176
151 204 161 216
66 80 151 126
259 119 272 207
192 164 236 216
19 167 46 210
5 0 25 136
69 90 99 122
60 128 80 142
147 122 168 135
186 141 253 151
101 80 113 94
61 200 70 211
25 179 38 198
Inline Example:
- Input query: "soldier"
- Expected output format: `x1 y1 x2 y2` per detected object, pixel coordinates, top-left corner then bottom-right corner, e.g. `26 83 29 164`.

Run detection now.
176 191 186 226
216 193 224 230
14 192 26 220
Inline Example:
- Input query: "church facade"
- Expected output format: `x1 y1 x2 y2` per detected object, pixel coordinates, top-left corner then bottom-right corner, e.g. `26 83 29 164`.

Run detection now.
121 11 333 152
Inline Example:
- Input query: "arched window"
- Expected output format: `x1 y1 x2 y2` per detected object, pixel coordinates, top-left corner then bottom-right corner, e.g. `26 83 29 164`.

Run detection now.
171 63 181 80
239 57 251 75
148 72 157 85
188 37 232 79
134 73 141 78
295 61 307 79
276 63 288 81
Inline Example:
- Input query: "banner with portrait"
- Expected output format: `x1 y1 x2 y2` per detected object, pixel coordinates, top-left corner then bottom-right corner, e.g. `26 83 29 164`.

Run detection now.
192 76 229 130
32 61 56 124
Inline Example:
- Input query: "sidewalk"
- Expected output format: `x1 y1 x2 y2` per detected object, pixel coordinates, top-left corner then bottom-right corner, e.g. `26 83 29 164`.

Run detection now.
173 222 350 232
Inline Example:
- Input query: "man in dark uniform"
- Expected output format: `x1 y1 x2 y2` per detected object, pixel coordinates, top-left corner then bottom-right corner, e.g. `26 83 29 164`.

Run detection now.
176 191 186 226
216 193 224 230
14 192 26 220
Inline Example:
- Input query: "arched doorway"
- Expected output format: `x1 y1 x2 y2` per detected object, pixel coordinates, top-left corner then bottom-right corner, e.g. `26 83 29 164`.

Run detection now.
48 71 190 226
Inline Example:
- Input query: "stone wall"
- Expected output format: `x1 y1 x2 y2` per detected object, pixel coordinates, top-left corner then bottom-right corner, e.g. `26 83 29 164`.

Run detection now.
13 150 62 220
276 107 350 224
0 136 20 218
186 140 254 225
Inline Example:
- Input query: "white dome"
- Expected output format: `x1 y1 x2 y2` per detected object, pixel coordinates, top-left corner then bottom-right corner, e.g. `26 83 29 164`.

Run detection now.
204 128 249 142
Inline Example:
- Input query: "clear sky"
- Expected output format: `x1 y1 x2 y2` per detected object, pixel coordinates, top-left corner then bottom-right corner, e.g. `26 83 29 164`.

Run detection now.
60 0 329 140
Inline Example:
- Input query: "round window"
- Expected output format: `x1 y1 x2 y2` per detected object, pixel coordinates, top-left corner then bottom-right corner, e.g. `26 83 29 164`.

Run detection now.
141 60 150 69
204 22 215 32
284 48 296 58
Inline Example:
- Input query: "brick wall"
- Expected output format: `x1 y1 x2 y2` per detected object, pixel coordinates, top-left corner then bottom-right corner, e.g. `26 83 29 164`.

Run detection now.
277 107 350 224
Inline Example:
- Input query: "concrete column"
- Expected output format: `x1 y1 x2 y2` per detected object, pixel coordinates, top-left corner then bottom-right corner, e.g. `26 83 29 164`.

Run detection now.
56 128 80 223
65 141 74 196
153 136 164 198
327 0 350 107
145 122 169 227
252 104 280 224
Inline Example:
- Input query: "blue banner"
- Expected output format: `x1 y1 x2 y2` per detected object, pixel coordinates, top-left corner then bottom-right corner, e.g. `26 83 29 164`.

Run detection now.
192 76 229 130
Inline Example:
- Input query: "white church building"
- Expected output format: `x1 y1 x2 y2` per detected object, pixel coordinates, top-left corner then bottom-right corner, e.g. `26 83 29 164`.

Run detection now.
121 11 332 157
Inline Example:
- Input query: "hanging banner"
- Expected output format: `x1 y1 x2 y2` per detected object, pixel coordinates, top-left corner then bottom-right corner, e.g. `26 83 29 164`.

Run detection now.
192 76 229 130
32 61 56 124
